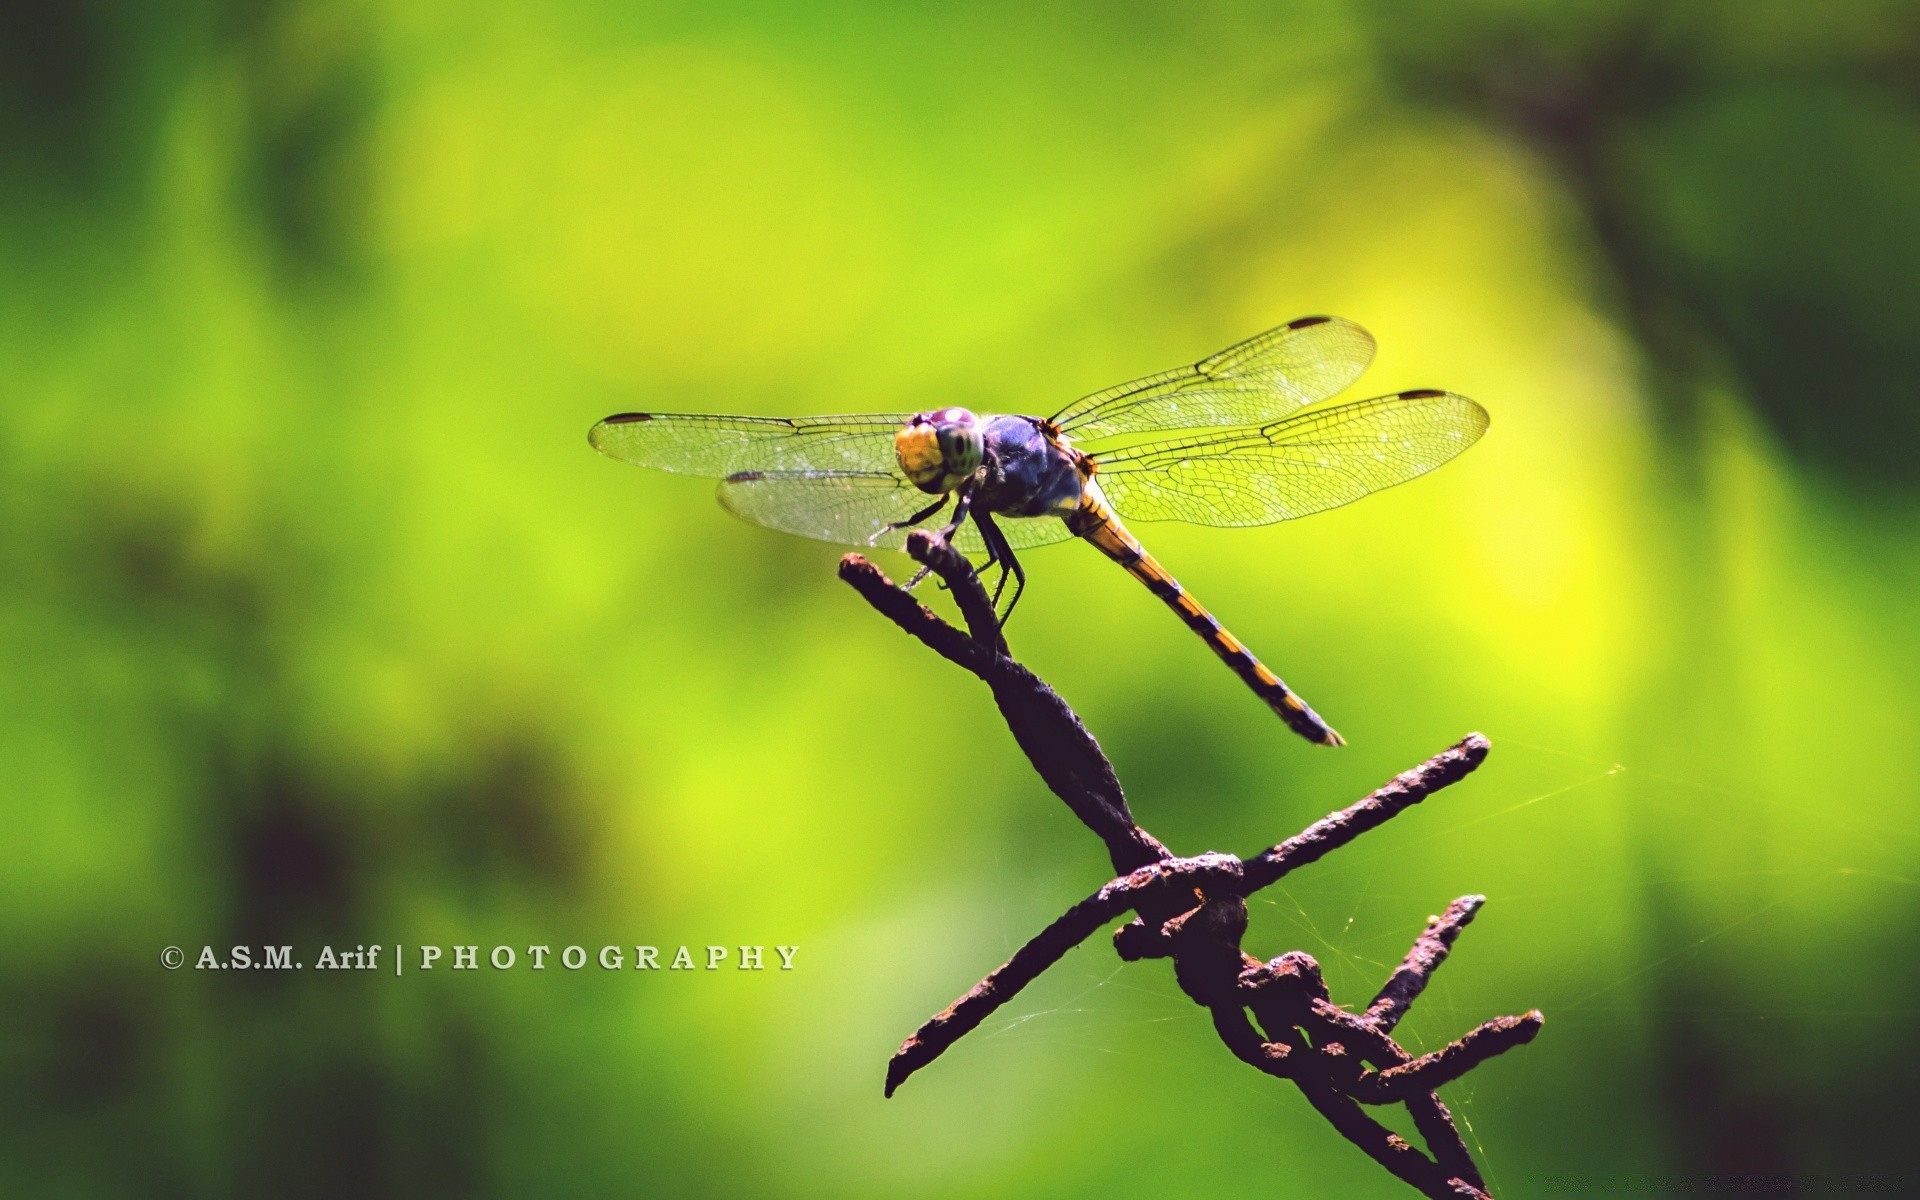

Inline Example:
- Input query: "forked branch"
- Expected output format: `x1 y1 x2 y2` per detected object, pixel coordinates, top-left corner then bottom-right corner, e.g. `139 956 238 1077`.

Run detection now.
840 533 1543 1200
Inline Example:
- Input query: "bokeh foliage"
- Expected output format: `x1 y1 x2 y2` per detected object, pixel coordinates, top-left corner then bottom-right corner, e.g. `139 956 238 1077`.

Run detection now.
4 1 1918 1196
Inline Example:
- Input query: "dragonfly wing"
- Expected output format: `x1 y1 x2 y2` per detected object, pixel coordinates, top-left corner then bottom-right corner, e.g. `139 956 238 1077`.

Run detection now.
1049 317 1376 441
716 470 1078 554
717 470 941 548
590 412 911 478
1094 390 1487 526
953 512 1078 555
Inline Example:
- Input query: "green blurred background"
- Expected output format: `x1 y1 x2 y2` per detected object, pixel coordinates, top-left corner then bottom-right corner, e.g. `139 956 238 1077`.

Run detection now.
5 1 1918 1196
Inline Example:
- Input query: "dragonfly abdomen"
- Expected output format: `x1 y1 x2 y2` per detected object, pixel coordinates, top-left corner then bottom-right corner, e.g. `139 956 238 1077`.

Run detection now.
1066 496 1344 747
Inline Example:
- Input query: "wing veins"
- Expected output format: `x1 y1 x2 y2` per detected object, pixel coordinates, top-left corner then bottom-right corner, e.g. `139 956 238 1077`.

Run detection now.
1049 317 1377 441
1091 391 1488 527
589 411 911 478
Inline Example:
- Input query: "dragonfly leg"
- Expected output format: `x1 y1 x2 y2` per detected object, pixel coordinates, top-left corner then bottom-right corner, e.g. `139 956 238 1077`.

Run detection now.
882 491 961 591
973 510 1026 627
938 488 974 542
997 552 1026 627
869 494 951 547
975 531 1000 590
909 504 984 597
896 487 994 598
976 521 1009 609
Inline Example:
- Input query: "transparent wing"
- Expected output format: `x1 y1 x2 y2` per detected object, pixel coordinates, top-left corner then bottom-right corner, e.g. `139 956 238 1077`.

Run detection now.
589 412 911 478
953 511 1077 555
716 470 1076 552
1049 316 1376 441
1093 390 1487 527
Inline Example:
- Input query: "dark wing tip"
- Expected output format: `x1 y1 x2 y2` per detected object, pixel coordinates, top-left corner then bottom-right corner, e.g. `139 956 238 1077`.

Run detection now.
725 470 765 483
1398 388 1448 399
1286 313 1376 354
589 412 656 452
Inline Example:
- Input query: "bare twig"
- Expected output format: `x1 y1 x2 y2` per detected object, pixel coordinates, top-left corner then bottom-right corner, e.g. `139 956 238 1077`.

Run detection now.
1241 736 1490 891
1368 895 1487 1033
884 853 1242 1097
838 554 990 674
1354 1013 1545 1102
841 545 1543 1200
844 541 1165 870
903 530 1007 656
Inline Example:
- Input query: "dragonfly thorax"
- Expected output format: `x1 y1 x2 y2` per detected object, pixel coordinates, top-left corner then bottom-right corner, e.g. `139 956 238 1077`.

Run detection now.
896 407 984 494
976 414 1091 519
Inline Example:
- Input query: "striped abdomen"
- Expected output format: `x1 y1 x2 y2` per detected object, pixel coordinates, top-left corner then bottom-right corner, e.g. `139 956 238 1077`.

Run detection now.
1066 495 1343 747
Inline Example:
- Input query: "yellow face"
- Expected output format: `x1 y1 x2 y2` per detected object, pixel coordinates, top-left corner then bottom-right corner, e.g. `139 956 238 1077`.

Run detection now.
895 407 984 494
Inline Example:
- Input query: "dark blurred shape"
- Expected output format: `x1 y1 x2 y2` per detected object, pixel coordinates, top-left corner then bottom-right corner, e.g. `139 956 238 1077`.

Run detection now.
1649 964 1801 1187
1361 1 1920 490
1640 83 1920 486
447 731 592 894
233 759 359 942
232 1060 394 1200
219 0 378 282
0 0 111 189
92 486 272 627
33 969 148 1113
0 0 374 278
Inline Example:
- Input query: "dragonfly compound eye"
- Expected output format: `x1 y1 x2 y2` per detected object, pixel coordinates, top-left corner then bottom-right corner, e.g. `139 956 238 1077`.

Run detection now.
896 408 981 494
936 420 984 478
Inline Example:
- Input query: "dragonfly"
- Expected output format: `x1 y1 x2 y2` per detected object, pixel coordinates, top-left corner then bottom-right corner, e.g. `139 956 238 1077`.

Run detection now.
590 316 1487 746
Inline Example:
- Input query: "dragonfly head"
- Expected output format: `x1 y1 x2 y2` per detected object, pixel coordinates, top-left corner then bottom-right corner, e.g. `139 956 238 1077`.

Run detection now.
896 407 984 494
